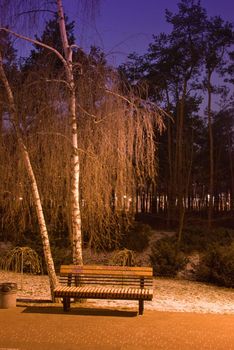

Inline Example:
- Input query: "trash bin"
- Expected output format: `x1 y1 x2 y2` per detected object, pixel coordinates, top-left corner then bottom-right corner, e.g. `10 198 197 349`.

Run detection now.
0 283 17 308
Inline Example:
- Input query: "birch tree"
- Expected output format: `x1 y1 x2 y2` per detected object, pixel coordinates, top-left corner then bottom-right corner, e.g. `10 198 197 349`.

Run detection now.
0 49 58 294
0 0 86 267
0 0 84 295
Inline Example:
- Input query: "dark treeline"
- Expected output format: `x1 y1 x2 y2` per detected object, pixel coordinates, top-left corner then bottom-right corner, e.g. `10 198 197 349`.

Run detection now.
120 0 234 237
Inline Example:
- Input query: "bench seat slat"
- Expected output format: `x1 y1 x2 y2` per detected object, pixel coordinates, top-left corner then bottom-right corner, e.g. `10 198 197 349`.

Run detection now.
60 265 153 277
59 280 153 284
59 280 153 287
58 280 153 287
54 286 153 300
59 275 153 281
60 271 153 277
59 277 152 282
59 275 153 280
61 265 152 272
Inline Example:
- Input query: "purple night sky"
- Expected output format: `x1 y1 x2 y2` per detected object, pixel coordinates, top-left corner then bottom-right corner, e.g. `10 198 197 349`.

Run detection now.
13 0 233 66
64 0 234 66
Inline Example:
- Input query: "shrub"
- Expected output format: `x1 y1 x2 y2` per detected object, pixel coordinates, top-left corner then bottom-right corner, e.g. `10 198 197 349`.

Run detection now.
121 222 151 252
196 243 234 288
181 227 234 253
110 249 135 266
0 246 43 274
150 237 187 277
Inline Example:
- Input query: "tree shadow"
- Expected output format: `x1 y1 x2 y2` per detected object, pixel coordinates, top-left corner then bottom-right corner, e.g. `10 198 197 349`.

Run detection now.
21 305 138 317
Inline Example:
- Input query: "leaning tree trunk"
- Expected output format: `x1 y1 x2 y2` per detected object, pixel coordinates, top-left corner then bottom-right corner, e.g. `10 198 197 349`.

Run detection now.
0 51 58 295
57 0 83 264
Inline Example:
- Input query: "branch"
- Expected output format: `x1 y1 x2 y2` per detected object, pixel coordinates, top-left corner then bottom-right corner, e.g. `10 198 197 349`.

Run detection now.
17 9 56 16
0 27 68 69
70 44 84 52
76 102 97 118
34 132 97 158
35 131 73 147
18 78 70 90
105 89 134 105
46 79 71 88
106 88 169 120
76 102 106 123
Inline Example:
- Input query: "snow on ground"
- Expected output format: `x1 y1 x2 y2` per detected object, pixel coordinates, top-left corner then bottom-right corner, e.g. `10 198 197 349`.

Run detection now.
0 271 233 314
89 278 234 314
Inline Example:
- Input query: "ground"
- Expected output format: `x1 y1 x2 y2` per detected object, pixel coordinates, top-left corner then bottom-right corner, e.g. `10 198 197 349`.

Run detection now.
0 270 233 314
0 231 233 313
0 305 234 349
0 233 233 349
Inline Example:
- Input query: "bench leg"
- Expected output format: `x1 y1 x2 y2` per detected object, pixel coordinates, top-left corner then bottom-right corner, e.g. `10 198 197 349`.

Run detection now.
139 300 144 315
63 297 70 312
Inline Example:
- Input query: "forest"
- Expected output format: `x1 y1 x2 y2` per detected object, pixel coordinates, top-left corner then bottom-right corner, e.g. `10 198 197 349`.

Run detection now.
0 0 234 294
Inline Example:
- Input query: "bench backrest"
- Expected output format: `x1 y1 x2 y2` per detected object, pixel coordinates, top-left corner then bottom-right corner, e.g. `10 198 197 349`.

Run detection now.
59 265 153 288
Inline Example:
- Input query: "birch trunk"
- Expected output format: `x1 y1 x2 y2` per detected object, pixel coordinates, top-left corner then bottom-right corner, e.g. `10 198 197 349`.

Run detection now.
0 51 58 295
57 0 83 264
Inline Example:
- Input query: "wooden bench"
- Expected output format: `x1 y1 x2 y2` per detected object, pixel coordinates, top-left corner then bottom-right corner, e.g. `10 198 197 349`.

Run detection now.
53 265 153 315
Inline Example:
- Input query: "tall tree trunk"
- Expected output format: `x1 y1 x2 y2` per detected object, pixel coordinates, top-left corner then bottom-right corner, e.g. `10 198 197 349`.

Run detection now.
167 112 173 227
57 0 83 264
166 88 176 228
207 70 214 230
176 80 187 248
0 103 3 144
228 133 234 211
0 52 58 295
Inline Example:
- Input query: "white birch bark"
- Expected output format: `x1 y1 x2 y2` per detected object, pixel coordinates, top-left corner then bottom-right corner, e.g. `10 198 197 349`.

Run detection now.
0 51 58 295
57 0 83 264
